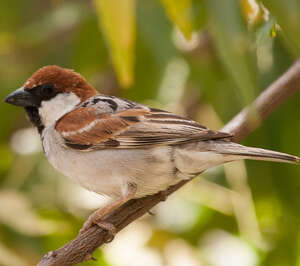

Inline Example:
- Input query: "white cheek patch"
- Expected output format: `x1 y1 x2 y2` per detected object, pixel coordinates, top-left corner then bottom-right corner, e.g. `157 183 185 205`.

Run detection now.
39 92 80 127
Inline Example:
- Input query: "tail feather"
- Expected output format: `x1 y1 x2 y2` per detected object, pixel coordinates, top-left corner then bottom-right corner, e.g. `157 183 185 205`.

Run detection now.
208 141 300 164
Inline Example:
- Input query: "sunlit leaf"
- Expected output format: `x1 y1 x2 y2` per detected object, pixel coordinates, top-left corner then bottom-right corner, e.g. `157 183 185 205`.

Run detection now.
204 0 257 105
261 0 300 56
160 0 194 39
94 0 136 87
241 0 263 26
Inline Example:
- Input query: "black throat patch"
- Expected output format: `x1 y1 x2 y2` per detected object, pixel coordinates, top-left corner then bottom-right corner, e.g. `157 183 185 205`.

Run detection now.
25 106 44 135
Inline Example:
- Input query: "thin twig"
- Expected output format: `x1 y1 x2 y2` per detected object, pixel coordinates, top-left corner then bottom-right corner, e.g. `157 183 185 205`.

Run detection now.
222 60 300 141
37 60 300 266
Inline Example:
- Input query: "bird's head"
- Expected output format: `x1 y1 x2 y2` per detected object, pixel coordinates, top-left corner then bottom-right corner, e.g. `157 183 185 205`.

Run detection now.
4 65 98 131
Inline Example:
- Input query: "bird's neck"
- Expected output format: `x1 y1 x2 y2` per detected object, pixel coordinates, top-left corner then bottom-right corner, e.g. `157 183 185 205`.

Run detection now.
38 92 81 128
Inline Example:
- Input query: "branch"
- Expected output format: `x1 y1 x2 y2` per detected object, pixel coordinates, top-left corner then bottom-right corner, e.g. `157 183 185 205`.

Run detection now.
222 60 300 140
37 60 300 266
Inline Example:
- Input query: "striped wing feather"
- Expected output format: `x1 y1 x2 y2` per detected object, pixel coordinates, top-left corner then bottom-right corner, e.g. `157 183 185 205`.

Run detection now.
56 106 232 150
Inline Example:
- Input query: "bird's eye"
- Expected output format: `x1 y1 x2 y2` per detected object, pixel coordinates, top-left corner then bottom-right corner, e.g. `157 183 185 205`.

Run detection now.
41 84 55 97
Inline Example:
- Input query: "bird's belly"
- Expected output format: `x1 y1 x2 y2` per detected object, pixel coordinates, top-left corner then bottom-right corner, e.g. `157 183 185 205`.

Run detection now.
43 132 178 198
50 150 126 197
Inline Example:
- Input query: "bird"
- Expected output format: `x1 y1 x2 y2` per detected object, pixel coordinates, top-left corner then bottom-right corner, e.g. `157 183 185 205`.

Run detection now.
4 65 300 235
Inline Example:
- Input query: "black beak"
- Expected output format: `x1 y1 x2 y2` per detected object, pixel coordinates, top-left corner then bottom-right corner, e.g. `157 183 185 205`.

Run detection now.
4 87 36 107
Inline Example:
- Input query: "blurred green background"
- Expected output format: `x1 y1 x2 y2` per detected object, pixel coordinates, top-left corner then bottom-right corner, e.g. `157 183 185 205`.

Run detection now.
1 0 300 265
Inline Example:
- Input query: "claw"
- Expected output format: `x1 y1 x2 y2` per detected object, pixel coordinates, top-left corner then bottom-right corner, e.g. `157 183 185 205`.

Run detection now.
79 218 117 243
79 219 94 235
159 191 168 201
147 210 155 216
84 253 97 262
97 221 117 243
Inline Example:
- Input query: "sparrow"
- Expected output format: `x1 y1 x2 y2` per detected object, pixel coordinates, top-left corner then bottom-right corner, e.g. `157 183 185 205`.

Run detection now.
4 65 300 235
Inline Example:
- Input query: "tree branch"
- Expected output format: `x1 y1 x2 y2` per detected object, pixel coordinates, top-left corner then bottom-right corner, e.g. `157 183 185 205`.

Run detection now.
222 60 300 140
37 60 300 266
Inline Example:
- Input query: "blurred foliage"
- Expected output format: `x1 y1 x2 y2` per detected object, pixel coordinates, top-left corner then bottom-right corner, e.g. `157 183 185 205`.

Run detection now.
159 0 194 40
0 0 300 265
94 0 136 87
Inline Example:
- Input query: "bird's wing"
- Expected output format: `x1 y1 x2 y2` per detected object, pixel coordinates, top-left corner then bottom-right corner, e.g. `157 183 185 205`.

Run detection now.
55 96 232 150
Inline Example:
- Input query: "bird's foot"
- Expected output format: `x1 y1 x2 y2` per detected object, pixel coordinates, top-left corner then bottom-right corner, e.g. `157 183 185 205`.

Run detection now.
159 190 168 201
79 215 116 243
147 210 155 216
79 211 99 235
79 182 137 239
96 221 117 243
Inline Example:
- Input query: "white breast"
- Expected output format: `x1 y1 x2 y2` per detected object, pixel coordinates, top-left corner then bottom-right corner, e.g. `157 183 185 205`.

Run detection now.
42 126 180 198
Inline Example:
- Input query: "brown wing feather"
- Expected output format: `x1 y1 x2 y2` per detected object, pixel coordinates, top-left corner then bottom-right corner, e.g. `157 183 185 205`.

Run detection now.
55 107 147 146
55 106 232 150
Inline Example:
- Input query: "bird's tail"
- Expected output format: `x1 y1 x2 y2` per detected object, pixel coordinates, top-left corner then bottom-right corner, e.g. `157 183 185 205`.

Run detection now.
207 141 300 164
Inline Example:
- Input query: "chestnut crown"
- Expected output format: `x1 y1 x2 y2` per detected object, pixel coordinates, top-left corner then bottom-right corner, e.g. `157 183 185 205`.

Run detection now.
24 65 98 102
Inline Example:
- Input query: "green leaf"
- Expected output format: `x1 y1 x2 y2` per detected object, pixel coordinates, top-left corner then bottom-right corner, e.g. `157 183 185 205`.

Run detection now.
255 16 276 48
204 0 257 105
160 0 194 39
94 0 136 87
262 0 300 56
